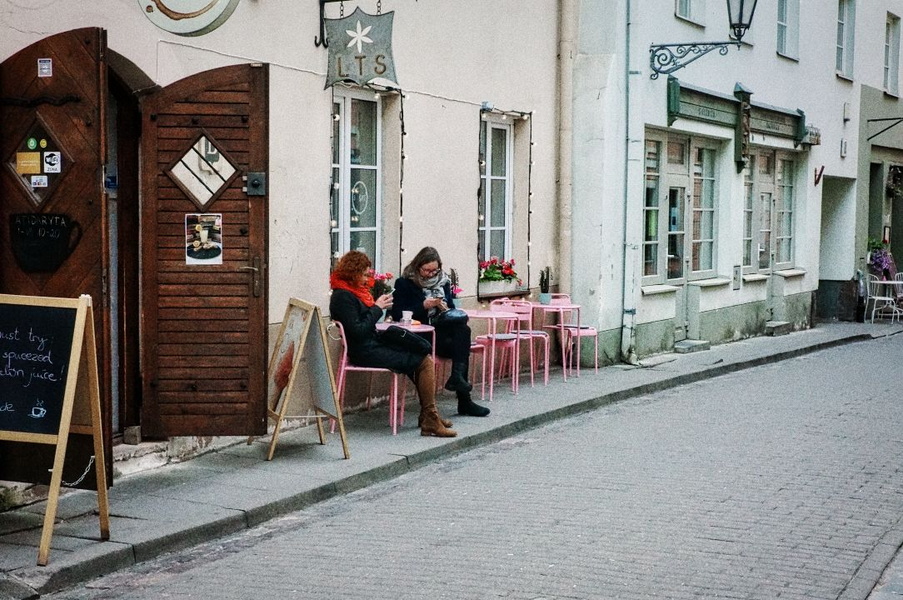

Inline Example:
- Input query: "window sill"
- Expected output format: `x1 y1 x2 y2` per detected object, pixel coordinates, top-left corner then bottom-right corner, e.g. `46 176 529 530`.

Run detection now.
641 284 680 296
773 268 806 279
674 14 706 29
884 89 900 99
835 72 854 83
776 51 799 63
742 273 769 283
688 277 731 288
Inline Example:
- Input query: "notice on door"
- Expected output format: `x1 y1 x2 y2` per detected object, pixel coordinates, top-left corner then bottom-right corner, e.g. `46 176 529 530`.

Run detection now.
16 152 41 175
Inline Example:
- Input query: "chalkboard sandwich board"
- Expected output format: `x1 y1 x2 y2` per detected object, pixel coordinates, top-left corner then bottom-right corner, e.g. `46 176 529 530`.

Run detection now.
0 293 109 566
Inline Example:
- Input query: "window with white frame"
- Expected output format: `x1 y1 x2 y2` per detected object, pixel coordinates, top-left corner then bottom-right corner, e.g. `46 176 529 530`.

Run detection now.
330 91 381 268
642 131 720 283
836 0 856 78
742 149 796 273
675 0 705 24
777 0 799 59
885 13 900 94
478 119 513 260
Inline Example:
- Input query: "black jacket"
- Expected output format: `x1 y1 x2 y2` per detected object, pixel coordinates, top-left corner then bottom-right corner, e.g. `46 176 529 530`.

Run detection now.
329 288 424 376
390 277 455 324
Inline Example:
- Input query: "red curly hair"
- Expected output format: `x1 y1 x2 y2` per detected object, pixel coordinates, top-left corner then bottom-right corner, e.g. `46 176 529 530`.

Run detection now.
332 250 372 284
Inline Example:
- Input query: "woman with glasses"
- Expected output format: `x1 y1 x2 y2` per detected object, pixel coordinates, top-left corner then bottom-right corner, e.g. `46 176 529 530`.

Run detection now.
330 250 456 437
392 247 490 418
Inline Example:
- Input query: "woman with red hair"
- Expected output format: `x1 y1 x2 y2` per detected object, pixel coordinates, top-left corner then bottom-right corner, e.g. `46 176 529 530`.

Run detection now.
329 250 456 437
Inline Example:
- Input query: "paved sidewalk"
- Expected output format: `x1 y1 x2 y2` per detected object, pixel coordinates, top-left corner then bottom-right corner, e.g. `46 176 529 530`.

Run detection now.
1 321 901 600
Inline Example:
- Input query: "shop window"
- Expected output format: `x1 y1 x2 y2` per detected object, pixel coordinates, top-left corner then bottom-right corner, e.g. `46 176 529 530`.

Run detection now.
330 91 381 267
478 119 513 260
836 0 856 78
642 131 720 284
885 13 900 94
742 149 796 273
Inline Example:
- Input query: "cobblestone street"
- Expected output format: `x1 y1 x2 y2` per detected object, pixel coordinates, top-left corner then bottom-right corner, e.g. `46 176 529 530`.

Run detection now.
48 334 903 599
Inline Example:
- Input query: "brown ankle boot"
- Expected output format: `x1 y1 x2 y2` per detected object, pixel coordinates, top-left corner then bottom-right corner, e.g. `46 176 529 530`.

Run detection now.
419 413 453 428
420 408 457 437
415 357 457 437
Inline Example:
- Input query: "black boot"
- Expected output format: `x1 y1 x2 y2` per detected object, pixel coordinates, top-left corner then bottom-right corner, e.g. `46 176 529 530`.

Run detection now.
445 361 473 393
457 390 490 417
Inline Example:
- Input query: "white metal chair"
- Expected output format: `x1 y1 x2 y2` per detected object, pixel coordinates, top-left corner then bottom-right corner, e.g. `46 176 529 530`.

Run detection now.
866 275 903 323
330 321 408 435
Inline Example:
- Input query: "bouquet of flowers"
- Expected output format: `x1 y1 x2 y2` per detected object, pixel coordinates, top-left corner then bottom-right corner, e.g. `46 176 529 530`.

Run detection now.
369 269 393 300
479 257 521 285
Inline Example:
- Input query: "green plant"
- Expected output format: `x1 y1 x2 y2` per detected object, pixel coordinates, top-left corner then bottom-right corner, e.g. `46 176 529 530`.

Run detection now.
539 266 551 293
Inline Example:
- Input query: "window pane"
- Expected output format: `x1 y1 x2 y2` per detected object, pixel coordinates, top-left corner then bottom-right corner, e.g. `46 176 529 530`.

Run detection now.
667 141 685 165
490 230 505 259
644 244 658 277
350 230 376 259
668 187 684 279
351 99 377 166
490 180 506 227
491 128 507 177
330 167 340 227
349 169 377 228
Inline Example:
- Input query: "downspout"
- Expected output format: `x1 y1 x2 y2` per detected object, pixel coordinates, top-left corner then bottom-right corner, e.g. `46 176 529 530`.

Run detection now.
557 0 576 292
620 0 640 364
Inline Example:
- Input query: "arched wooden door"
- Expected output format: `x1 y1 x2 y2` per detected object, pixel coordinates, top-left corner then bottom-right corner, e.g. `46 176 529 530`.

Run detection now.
0 28 113 483
140 64 269 438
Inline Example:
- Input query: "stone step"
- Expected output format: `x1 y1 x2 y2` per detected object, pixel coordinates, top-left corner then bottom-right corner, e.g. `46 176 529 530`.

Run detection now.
765 320 792 336
674 339 711 353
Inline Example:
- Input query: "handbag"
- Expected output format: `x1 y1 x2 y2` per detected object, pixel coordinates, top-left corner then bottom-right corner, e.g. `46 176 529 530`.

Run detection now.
379 325 433 355
432 308 469 326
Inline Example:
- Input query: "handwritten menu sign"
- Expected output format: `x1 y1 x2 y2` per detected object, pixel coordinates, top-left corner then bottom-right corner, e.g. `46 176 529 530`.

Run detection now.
0 303 76 436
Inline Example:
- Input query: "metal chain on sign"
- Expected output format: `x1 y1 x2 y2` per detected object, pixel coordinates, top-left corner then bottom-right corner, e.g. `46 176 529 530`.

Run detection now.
57 455 96 487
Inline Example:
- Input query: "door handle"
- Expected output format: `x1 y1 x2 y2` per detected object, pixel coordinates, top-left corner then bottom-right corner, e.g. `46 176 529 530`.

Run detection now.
239 258 262 297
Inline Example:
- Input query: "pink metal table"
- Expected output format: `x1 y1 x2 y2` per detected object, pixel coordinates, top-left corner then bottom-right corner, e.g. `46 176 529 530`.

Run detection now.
530 301 582 381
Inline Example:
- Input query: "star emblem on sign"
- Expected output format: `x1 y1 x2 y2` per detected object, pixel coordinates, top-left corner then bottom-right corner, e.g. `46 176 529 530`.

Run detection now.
346 20 373 53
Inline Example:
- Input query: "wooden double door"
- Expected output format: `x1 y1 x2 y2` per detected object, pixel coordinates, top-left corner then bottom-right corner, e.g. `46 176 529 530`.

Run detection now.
0 28 269 443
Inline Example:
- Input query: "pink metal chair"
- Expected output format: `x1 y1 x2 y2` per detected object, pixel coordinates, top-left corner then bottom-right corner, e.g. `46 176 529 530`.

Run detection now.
435 342 486 398
490 298 549 386
330 321 408 435
547 294 598 373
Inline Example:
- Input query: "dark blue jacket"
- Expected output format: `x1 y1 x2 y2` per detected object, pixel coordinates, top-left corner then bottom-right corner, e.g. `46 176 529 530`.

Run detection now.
390 277 455 324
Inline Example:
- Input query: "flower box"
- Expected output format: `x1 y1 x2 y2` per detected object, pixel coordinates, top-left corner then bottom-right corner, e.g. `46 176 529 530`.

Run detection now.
477 279 520 298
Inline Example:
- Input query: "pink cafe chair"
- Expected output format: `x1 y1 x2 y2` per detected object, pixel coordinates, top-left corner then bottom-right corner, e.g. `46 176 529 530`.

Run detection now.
473 306 521 400
329 321 408 435
546 294 599 374
435 342 486 399
490 298 549 387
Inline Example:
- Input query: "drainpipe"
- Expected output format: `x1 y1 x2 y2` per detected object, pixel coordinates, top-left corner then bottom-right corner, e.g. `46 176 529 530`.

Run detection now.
557 0 576 292
620 0 640 364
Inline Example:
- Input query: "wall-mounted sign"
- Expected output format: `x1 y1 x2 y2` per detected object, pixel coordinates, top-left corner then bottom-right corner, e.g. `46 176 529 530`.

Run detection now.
7 122 70 207
324 7 397 88
37 58 52 78
9 213 83 273
138 0 241 37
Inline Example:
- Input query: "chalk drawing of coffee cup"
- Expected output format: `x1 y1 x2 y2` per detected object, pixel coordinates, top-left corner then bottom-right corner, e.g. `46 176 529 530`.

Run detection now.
29 405 46 419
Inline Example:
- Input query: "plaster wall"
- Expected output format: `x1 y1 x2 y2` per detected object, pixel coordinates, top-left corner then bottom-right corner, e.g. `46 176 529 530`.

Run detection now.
0 0 561 322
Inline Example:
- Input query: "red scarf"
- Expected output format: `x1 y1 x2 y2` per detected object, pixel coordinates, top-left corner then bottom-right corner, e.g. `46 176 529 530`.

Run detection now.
330 272 375 307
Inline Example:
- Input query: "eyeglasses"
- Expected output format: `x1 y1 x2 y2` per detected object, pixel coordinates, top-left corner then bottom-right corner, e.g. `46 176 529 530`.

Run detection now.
419 266 440 276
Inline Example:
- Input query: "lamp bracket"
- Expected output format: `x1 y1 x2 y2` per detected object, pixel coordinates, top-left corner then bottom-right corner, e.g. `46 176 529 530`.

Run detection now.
649 41 740 79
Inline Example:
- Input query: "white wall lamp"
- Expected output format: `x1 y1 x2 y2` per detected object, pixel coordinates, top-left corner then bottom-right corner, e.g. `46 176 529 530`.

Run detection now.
649 0 758 79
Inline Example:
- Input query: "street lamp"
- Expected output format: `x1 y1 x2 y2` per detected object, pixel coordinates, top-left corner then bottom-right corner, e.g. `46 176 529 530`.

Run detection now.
649 0 758 79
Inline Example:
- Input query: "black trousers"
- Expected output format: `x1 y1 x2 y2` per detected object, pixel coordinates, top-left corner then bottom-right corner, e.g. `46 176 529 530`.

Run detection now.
434 323 471 364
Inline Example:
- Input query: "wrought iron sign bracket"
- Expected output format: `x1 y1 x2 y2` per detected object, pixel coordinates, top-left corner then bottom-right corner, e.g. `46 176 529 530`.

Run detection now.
649 41 740 79
315 0 346 48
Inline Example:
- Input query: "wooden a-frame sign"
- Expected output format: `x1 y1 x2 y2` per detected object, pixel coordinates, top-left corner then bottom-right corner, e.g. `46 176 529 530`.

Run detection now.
0 294 109 566
250 298 349 460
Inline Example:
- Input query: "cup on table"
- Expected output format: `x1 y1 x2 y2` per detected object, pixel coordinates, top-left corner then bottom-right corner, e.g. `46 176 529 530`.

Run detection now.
401 310 413 324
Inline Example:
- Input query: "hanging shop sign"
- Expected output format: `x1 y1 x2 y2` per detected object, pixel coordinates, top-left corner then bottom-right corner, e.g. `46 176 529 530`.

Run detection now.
138 0 241 37
324 7 398 88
